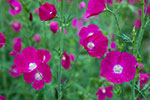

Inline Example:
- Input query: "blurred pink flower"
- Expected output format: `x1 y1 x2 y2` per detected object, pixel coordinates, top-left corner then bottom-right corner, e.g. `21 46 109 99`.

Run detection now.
14 47 51 73
107 0 113 5
139 73 150 89
110 41 117 49
9 0 22 16
72 18 78 28
61 52 71 70
96 85 113 100
50 21 59 34
9 65 21 77
0 96 5 100
70 53 75 62
79 1 86 9
128 0 136 5
23 63 52 90
39 2 57 21
64 29 67 34
10 20 22 32
86 0 105 18
0 32 6 48
34 34 41 43
34 8 39 14
10 37 22 56
100 51 137 84
133 19 141 29
116 0 123 3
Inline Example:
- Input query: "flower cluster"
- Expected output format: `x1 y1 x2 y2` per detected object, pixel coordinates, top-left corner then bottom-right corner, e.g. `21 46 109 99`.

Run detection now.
13 47 52 90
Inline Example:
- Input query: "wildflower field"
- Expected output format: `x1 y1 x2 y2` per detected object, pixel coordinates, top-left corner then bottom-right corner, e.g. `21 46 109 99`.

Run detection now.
0 0 150 100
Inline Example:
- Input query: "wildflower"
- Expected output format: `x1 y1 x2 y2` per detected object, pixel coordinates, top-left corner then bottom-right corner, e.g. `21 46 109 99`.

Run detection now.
100 51 137 84
69 53 75 62
10 20 22 32
14 47 51 73
49 21 59 34
84 33 108 59
10 37 22 56
39 2 57 21
34 9 39 14
96 85 113 100
61 52 71 70
23 63 52 90
110 42 117 49
79 2 86 9
9 65 21 77
133 19 141 29
9 0 22 16
86 0 105 18
0 96 5 100
139 73 150 89
34 34 41 43
79 24 100 46
0 32 6 48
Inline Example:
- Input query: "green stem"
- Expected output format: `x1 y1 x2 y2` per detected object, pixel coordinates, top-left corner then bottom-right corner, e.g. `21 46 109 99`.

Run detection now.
106 8 121 34
135 0 146 51
132 78 135 100
58 0 64 100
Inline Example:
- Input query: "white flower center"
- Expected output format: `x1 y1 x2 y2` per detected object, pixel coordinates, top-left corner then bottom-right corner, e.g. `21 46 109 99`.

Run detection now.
15 7 19 11
102 88 106 93
50 11 52 14
42 55 46 63
35 73 42 80
113 65 123 74
88 32 94 37
29 63 37 70
62 56 66 60
87 42 95 50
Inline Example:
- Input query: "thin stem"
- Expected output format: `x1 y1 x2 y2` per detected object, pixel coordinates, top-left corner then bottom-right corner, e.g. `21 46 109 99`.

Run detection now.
58 0 64 100
106 8 121 34
132 78 135 100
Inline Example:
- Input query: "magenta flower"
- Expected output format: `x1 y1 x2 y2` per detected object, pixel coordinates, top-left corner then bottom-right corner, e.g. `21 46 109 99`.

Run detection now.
34 9 39 14
69 53 75 62
64 29 67 34
9 0 22 16
9 65 21 77
50 21 59 34
111 35 115 40
128 0 136 5
96 85 113 100
14 47 51 73
79 1 86 9
10 37 22 56
138 5 150 16
110 41 117 49
100 51 137 84
39 2 57 21
107 0 113 5
86 0 105 18
61 52 71 70
79 24 101 46
29 13 33 21
0 96 5 100
34 34 41 43
72 18 78 28
116 0 123 3
133 19 141 29
23 63 52 90
10 20 22 32
139 73 150 89
84 33 108 59
0 32 6 48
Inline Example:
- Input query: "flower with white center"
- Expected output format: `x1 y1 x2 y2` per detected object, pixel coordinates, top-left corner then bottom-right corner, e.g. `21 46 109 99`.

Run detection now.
113 65 123 74
87 42 95 50
29 63 37 70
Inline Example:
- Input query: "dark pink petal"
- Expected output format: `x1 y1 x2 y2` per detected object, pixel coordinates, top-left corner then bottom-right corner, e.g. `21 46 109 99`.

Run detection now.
9 1 22 16
32 80 45 90
36 49 51 64
70 53 75 62
14 54 30 73
34 34 41 43
72 18 78 28
39 2 57 21
23 70 36 84
10 20 22 32
86 0 105 18
13 37 22 52
0 96 5 100
38 63 52 83
9 50 17 56
9 65 21 77
49 21 59 34
21 47 36 62
0 32 6 48
61 52 71 70
110 41 117 49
